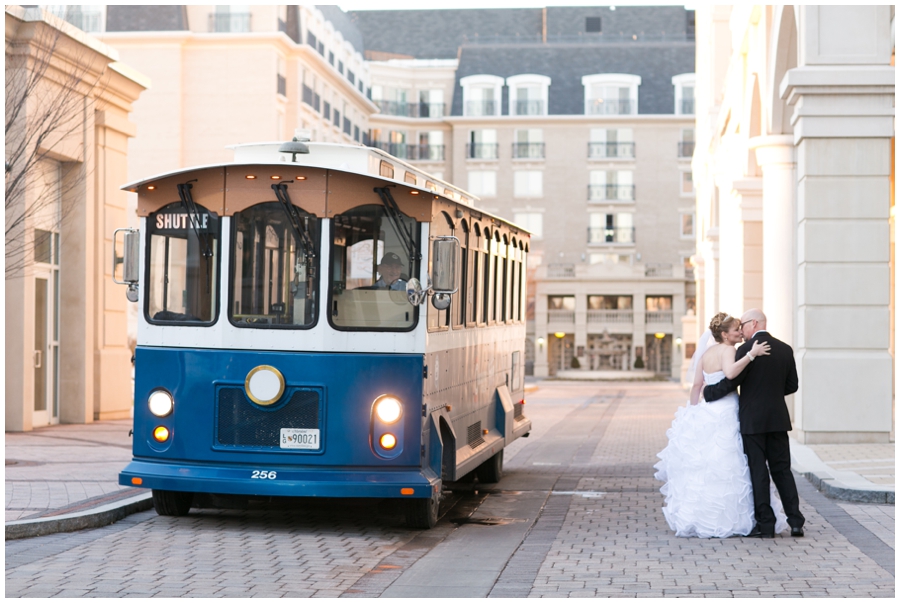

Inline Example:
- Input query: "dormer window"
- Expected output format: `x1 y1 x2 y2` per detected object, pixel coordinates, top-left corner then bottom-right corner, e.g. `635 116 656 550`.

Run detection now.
582 74 641 115
460 75 503 117
506 74 551 116
672 73 696 115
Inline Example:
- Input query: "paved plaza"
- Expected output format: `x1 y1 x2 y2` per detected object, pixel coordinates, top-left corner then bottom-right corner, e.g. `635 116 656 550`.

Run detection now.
5 381 895 597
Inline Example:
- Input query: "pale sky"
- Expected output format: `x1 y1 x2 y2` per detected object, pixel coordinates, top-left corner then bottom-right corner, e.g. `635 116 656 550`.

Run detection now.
338 1 691 11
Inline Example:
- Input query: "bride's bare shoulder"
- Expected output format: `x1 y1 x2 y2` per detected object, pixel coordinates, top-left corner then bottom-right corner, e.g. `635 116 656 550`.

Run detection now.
701 343 723 371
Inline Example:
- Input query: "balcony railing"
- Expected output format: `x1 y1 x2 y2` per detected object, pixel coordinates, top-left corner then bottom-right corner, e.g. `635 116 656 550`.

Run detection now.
587 98 634 115
417 102 445 118
465 100 496 117
645 310 674 324
548 310 576 324
547 263 575 278
62 9 102 32
588 142 635 159
588 227 635 244
512 142 545 159
681 98 695 114
678 141 695 158
376 100 410 116
645 263 673 277
372 143 446 161
587 310 634 324
466 143 499 160
375 101 447 118
411 144 445 161
514 99 545 116
209 12 251 33
588 184 635 202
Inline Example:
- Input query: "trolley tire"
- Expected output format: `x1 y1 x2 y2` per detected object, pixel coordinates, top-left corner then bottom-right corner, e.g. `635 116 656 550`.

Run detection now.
405 489 440 529
475 449 503 484
152 489 193 516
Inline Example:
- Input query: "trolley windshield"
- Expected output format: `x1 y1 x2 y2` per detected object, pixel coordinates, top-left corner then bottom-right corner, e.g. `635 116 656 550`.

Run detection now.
146 202 220 324
229 202 320 328
329 204 419 331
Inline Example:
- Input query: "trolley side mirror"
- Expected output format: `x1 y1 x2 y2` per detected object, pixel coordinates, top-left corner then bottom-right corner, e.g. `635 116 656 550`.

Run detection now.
113 228 140 302
431 236 459 294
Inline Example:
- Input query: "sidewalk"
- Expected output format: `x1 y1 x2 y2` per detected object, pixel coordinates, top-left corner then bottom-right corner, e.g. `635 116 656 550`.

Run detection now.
4 414 895 540
5 420 152 539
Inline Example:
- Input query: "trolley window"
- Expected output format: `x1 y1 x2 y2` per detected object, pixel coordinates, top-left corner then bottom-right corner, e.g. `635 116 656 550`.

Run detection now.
329 204 419 331
146 202 220 324
229 202 320 328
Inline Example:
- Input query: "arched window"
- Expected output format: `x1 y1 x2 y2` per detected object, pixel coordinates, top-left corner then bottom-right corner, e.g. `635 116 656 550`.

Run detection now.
460 74 504 117
581 74 641 115
506 74 551 116
672 73 696 115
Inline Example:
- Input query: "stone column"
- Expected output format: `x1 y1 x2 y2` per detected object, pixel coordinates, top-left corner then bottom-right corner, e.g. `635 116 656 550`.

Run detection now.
749 135 795 345
777 5 894 443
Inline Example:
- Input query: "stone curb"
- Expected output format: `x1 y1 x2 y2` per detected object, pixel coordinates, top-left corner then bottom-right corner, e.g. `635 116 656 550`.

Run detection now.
5 492 153 540
803 472 895 505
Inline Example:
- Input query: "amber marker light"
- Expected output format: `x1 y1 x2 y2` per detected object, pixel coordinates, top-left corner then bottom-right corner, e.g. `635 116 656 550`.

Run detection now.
245 174 257 180
379 433 397 450
147 185 156 190
270 175 281 180
400 488 414 496
153 426 170 442
297 176 307 180
131 477 143 485
410 190 419 195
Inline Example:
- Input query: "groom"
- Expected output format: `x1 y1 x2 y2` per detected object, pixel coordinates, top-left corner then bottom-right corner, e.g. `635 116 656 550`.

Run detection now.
703 309 806 538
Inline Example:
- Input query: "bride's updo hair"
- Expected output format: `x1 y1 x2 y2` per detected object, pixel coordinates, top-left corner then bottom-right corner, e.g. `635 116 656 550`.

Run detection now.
709 312 737 343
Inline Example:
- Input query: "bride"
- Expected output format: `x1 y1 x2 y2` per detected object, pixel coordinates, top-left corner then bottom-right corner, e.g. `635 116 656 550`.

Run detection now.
654 312 789 538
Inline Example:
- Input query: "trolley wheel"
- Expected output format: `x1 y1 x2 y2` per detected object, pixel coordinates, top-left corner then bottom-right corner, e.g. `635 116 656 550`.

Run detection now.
151 489 193 516
405 488 440 529
475 449 503 484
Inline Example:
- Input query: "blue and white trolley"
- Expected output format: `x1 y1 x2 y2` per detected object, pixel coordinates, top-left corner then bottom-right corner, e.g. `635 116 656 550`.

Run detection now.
113 140 532 528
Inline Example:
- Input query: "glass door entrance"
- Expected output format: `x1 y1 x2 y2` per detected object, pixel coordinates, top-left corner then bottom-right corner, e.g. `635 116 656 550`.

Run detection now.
33 231 60 426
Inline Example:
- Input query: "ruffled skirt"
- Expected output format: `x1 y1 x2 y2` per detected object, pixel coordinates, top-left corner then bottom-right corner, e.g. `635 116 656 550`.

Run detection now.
654 397 788 538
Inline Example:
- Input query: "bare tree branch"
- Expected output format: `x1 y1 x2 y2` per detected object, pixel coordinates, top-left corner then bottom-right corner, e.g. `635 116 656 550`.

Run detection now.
5 10 112 279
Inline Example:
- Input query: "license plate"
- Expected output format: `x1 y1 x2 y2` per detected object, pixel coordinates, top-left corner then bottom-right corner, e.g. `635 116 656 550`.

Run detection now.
280 428 320 450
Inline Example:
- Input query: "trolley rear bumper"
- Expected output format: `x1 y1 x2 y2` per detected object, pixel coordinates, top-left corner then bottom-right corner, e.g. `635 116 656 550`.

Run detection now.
119 459 439 499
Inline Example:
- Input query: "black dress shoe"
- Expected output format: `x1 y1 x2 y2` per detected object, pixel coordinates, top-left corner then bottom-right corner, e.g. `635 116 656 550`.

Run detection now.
746 527 775 538
791 527 804 537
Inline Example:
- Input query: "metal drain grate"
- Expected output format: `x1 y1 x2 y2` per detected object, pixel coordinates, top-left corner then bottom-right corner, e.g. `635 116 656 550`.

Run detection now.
467 421 484 449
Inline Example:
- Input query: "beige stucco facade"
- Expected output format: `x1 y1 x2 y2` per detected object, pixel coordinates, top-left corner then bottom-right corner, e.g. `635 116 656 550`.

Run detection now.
5 7 147 430
693 6 895 443
97 6 376 182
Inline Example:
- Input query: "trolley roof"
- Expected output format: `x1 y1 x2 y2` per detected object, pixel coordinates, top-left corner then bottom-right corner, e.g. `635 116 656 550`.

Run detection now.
122 142 477 204
122 141 530 238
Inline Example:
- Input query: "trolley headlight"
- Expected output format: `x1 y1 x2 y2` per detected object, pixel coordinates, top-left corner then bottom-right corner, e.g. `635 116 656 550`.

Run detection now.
379 433 397 450
148 390 174 417
374 396 402 424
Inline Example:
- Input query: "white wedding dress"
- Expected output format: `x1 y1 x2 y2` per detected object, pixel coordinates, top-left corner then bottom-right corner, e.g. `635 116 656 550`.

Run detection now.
654 370 789 538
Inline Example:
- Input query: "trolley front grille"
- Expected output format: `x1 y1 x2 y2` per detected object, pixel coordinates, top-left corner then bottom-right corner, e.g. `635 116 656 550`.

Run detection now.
467 421 485 449
217 387 320 448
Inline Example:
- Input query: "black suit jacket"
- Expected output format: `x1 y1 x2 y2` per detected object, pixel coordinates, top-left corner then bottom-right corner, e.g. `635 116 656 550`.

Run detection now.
702 332 798 435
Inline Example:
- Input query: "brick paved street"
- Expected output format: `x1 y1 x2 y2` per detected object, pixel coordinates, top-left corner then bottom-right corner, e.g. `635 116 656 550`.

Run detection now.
6 381 894 597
